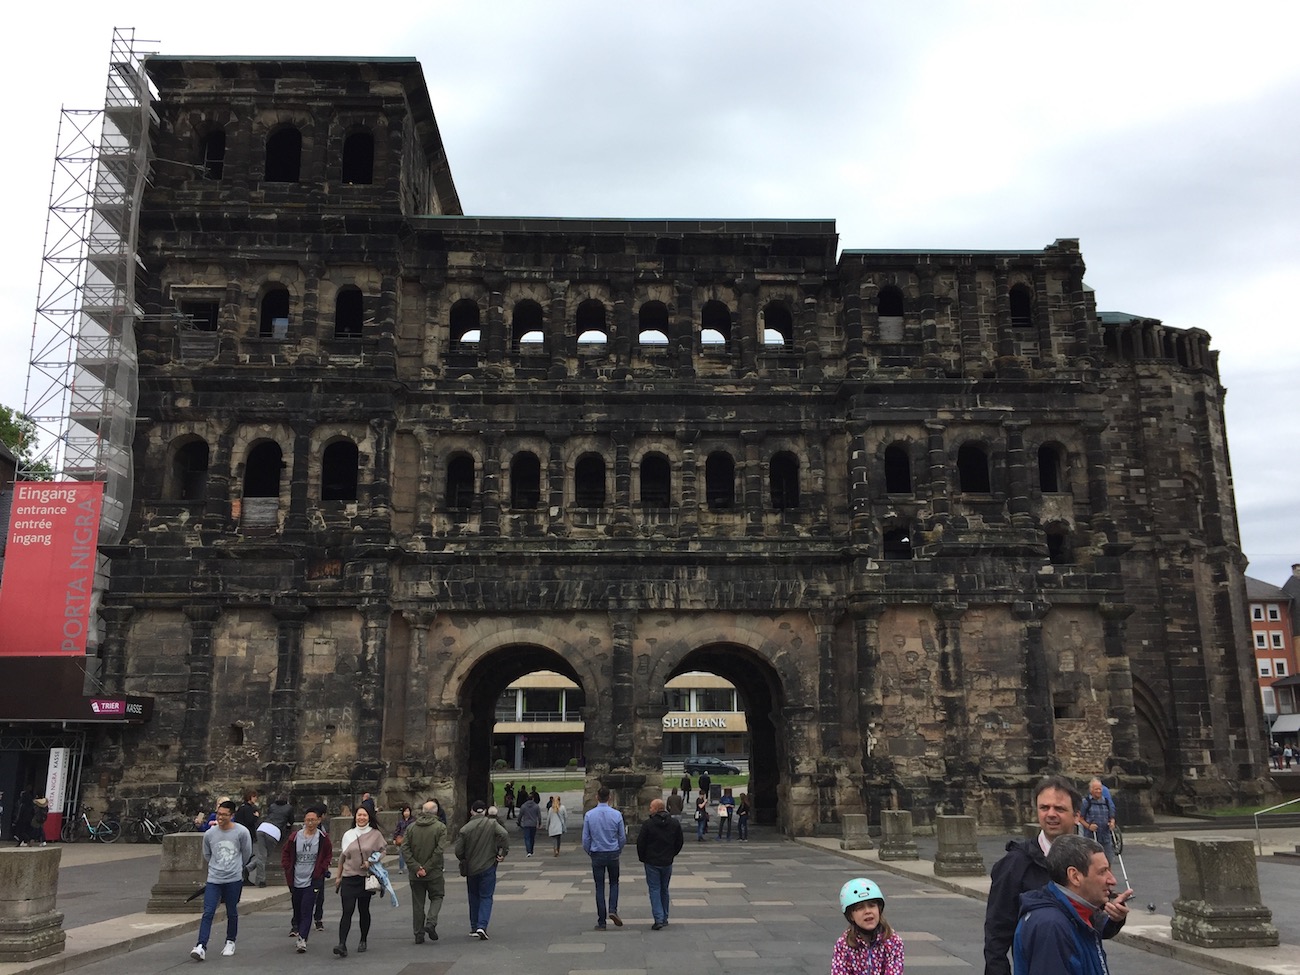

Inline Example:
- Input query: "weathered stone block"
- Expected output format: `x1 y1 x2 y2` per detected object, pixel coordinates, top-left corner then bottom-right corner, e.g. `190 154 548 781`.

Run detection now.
147 832 208 913
878 809 918 860
1170 836 1278 948
839 813 873 851
0 847 65 962
934 814 985 876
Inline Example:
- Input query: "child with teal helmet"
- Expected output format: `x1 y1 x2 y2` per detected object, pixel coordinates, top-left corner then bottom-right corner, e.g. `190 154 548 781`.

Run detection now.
831 877 905 974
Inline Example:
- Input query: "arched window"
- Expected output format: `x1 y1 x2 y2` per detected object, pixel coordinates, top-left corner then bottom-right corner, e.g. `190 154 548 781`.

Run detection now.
200 130 225 180
638 301 670 346
576 299 607 346
1038 444 1063 493
705 451 735 510
884 443 912 494
321 440 359 501
243 441 283 498
1045 527 1071 565
450 299 481 344
445 453 475 512
511 452 541 509
574 453 606 507
341 131 374 185
260 287 290 338
640 453 671 508
335 287 363 339
770 451 800 509
957 443 991 493
513 300 545 351
701 300 732 349
171 439 209 501
877 285 904 317
264 127 302 183
883 526 913 560
1009 284 1033 328
762 302 793 347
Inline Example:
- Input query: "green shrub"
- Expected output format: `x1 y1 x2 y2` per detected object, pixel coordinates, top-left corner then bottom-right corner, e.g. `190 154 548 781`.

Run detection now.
493 759 507 770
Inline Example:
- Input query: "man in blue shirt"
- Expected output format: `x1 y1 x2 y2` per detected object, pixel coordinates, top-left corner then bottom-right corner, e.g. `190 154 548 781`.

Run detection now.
581 786 626 930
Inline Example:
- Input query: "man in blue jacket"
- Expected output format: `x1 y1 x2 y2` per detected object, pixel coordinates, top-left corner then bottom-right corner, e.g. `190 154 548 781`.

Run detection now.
1013 834 1125 975
582 786 626 930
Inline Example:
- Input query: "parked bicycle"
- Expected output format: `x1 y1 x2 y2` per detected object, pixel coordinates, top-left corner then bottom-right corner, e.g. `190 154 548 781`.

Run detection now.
60 804 121 844
126 808 189 842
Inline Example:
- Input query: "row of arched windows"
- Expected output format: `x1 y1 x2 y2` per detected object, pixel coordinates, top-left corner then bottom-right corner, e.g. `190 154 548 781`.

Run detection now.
170 436 1070 505
198 127 375 185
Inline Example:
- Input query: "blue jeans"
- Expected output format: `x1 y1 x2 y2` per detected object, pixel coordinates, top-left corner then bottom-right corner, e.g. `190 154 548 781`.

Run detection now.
466 864 497 931
737 815 748 840
589 851 621 925
196 880 242 948
695 815 707 840
644 862 672 924
522 825 537 855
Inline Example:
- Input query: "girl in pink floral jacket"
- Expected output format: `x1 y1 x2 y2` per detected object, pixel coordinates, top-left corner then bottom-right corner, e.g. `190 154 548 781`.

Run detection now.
831 877 905 975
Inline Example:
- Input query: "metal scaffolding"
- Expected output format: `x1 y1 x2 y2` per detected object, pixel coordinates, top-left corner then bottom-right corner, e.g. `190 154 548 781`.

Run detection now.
19 28 156 667
22 27 156 546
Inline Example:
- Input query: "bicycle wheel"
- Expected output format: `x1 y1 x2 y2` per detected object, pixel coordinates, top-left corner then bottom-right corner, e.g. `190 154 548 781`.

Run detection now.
60 820 78 843
98 819 122 844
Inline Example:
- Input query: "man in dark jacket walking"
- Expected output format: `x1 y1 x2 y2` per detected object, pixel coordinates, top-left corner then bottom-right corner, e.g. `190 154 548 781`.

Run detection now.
636 798 684 930
1013 834 1119 975
984 775 1129 975
517 792 541 857
405 800 448 944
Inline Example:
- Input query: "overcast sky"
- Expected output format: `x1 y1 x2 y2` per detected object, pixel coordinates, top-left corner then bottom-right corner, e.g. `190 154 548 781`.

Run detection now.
1 2 1296 586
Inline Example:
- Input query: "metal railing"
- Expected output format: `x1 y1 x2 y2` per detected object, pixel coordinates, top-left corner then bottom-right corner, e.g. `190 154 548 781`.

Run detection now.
1254 796 1300 854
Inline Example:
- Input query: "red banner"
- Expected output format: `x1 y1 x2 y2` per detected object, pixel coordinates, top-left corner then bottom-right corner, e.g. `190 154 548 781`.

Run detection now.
0 481 104 655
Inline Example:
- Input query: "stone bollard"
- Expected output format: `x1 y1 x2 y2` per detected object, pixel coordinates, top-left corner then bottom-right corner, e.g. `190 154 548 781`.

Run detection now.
148 832 208 913
934 814 986 876
879 810 918 861
1170 836 1278 947
839 813 873 850
0 847 65 962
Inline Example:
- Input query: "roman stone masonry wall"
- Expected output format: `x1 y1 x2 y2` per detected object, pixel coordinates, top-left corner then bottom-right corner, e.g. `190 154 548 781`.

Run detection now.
84 55 1270 833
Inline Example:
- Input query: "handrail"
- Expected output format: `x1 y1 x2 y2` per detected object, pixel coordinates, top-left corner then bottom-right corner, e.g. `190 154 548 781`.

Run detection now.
1254 796 1300 854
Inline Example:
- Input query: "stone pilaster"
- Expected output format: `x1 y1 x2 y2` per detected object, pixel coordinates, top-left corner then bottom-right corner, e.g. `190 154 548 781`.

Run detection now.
268 604 308 779
179 604 220 784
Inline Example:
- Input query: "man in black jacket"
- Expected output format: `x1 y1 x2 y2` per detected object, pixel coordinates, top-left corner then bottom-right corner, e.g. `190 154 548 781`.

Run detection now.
983 775 1129 975
636 798 684 931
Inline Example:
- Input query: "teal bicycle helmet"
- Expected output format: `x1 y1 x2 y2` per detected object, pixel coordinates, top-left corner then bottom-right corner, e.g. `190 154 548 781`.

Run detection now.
839 877 884 912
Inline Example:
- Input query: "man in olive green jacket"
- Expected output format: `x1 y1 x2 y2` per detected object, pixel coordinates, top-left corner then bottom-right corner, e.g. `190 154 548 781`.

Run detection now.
404 800 448 944
453 800 509 940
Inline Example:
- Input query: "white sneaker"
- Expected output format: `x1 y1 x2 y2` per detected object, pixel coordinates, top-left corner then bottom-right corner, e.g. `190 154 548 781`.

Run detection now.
190 944 206 961
295 936 307 953
221 941 236 956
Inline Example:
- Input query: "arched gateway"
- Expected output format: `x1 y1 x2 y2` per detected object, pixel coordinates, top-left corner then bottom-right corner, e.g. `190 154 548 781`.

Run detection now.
415 620 804 835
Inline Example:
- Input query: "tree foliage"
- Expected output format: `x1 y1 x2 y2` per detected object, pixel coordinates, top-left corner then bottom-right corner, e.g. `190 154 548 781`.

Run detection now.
0 404 54 479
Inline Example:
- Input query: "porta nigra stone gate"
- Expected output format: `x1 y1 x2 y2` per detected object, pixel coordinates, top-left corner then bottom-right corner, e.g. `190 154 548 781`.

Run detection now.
90 54 1270 835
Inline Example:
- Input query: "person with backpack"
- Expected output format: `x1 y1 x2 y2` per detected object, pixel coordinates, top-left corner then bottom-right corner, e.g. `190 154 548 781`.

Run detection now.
1077 777 1117 863
30 797 49 846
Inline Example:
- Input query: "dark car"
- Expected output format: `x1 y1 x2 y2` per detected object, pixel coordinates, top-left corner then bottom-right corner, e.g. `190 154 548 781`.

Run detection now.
683 756 741 776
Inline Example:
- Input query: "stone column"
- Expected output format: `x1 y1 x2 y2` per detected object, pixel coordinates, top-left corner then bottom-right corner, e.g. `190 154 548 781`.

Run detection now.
677 428 699 535
741 430 763 537
934 815 985 876
846 422 872 548
98 605 135 694
299 263 323 365
918 269 942 370
414 430 435 538
1014 600 1055 775
934 603 971 804
994 269 1015 360
1067 264 1092 362
401 610 435 767
0 847 65 961
1171 836 1278 947
799 280 823 379
1004 420 1031 526
547 280 569 381
879 810 919 860
179 604 220 784
484 274 506 365
610 277 633 378
813 606 841 757
356 604 390 778
1100 602 1143 770
366 416 394 532
284 421 312 534
547 440 565 535
609 430 634 537
843 283 865 375
736 277 758 375
147 833 207 913
609 608 636 766
480 436 501 537
674 283 695 378
1033 267 1053 363
923 420 949 522
268 604 307 781
202 422 235 533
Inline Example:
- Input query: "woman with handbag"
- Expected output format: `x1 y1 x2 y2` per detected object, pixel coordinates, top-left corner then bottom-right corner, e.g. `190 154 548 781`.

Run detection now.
393 804 414 874
333 807 387 957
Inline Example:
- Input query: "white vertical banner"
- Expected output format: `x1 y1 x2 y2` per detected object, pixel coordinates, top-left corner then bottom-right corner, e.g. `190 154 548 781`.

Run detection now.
46 748 70 814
